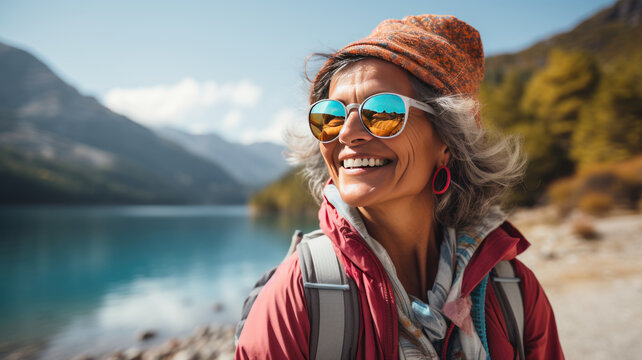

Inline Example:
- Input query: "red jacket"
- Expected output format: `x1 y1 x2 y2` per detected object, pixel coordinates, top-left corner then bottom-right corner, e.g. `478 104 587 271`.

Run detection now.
236 199 564 359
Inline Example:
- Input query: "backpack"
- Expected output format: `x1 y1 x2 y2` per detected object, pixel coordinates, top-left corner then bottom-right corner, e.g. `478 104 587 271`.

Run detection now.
235 230 525 360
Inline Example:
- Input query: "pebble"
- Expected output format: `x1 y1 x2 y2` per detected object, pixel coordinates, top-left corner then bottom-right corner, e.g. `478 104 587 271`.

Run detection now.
71 355 95 360
105 352 125 360
83 325 236 360
173 349 198 360
138 330 157 341
123 348 143 360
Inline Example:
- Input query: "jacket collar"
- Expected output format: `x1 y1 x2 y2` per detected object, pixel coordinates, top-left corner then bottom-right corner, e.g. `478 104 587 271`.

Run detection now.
319 183 530 296
319 184 392 275
460 221 530 296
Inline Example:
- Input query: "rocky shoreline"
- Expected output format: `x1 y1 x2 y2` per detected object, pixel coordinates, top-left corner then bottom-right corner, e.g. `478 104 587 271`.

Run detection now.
92 325 235 360
5 325 236 360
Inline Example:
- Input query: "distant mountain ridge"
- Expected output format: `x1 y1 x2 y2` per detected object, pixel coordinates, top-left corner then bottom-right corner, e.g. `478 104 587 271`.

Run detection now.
0 42 248 204
153 127 289 188
485 0 642 84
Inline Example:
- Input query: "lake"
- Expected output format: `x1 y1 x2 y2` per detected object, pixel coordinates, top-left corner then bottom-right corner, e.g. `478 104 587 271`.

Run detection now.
0 205 318 359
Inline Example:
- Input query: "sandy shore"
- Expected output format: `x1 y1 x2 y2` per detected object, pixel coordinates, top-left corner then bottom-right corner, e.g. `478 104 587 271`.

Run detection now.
6 209 641 360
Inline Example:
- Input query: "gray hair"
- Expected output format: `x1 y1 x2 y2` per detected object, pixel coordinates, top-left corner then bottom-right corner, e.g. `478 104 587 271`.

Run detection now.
285 54 526 229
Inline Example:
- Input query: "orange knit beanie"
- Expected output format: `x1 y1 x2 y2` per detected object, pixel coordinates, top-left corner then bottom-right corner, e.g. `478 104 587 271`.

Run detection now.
313 14 485 98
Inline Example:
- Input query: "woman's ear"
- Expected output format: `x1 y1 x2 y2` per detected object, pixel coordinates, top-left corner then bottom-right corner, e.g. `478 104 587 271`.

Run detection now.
440 145 451 167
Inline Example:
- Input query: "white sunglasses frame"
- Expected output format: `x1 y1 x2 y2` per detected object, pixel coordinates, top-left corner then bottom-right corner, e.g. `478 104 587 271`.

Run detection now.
308 92 437 143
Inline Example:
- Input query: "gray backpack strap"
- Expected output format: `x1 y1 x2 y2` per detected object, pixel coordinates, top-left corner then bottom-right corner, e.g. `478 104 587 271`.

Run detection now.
297 235 359 360
492 260 525 360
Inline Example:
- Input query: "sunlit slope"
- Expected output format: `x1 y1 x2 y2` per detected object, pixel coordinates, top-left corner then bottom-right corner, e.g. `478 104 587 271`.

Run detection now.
481 0 642 205
484 0 642 85
249 168 317 215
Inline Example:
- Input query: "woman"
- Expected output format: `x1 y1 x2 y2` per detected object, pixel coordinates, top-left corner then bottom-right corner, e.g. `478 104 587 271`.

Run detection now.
236 14 563 359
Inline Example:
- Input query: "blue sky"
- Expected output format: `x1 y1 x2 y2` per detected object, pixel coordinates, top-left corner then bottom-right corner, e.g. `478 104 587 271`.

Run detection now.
0 0 615 144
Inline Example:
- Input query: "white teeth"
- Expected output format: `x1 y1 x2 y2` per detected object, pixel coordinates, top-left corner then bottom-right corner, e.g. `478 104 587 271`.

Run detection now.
343 158 387 169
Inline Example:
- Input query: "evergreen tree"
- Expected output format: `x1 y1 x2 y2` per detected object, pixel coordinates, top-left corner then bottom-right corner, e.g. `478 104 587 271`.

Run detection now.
509 49 601 203
571 51 642 167
480 70 525 130
520 49 600 141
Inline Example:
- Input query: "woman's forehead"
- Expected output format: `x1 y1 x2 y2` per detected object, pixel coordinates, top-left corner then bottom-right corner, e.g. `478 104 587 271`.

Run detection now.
329 59 413 100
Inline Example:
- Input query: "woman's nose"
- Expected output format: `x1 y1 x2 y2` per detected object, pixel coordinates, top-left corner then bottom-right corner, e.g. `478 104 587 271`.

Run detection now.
338 109 373 146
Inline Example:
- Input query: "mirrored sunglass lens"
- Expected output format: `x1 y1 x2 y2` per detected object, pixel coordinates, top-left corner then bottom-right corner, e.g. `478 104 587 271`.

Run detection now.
309 100 346 141
361 94 406 137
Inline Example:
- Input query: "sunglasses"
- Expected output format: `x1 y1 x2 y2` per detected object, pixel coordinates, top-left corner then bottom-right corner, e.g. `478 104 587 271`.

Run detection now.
308 92 436 143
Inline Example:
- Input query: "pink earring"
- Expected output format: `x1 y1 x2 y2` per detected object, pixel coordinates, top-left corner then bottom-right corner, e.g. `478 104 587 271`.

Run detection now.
432 166 451 195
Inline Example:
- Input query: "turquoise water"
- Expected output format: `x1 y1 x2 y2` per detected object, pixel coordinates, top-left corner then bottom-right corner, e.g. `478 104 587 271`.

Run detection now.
0 205 317 358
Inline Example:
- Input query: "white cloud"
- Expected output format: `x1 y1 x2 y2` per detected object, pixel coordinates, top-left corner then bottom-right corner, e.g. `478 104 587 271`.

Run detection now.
240 108 303 145
102 79 309 145
102 77 261 128
222 110 242 127
186 121 214 135
182 110 244 135
221 81 262 107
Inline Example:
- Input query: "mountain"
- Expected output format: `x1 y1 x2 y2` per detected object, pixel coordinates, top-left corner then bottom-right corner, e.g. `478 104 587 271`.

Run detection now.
0 42 248 204
485 0 642 84
153 127 290 188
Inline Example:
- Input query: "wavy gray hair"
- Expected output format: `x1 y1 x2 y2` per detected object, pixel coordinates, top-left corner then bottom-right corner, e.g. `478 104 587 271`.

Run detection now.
285 54 526 229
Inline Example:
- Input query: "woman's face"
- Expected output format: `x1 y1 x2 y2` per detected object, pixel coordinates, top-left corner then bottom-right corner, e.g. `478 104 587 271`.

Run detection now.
320 58 448 208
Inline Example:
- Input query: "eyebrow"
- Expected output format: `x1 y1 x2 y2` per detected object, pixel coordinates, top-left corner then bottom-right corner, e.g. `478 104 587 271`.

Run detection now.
330 90 390 104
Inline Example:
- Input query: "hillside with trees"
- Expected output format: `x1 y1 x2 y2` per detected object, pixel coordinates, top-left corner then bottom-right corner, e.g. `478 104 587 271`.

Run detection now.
481 0 642 205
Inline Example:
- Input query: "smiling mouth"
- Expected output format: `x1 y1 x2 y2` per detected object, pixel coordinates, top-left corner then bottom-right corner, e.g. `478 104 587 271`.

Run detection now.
342 158 391 169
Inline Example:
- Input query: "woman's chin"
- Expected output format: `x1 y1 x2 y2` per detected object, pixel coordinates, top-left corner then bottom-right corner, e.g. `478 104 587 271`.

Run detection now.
336 182 382 208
